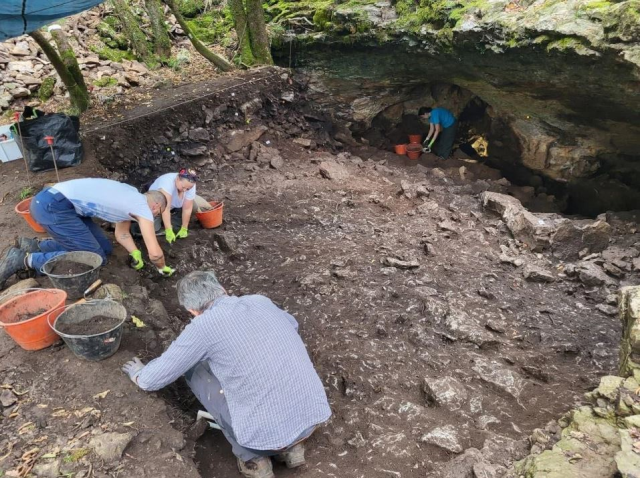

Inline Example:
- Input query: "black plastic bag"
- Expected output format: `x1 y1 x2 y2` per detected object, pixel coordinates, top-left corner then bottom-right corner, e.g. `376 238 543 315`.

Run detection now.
12 113 82 172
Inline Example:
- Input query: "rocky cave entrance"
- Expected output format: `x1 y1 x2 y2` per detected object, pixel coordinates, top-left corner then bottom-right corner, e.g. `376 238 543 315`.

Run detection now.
349 81 640 219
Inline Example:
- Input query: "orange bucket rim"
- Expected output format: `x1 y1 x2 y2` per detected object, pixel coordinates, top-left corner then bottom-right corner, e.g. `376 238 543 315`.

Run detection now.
15 197 33 214
0 289 68 328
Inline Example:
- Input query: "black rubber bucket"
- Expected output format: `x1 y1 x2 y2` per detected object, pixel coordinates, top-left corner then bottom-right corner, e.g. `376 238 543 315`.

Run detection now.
50 300 126 361
42 251 102 300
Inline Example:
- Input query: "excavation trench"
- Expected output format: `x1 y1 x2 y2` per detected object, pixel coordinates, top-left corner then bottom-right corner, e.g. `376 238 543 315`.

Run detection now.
85 67 627 477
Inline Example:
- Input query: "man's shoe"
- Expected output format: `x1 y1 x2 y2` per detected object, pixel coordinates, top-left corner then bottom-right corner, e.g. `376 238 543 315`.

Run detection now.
14 237 40 253
237 456 274 478
275 443 306 469
0 247 28 286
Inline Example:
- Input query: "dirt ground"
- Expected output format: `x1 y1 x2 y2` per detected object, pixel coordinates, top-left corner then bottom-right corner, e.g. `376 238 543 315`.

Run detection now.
0 68 630 478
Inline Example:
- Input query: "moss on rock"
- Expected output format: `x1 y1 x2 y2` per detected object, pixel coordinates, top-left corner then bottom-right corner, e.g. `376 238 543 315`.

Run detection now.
94 77 118 88
90 45 136 62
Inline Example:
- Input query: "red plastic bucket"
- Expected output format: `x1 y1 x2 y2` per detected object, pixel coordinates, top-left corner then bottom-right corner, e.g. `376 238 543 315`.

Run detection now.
408 134 422 144
196 201 224 229
394 144 407 155
15 197 45 233
406 144 422 160
0 289 66 350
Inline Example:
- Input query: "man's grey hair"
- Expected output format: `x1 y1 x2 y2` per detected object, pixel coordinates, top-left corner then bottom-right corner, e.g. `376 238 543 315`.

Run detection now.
145 190 167 211
177 270 226 312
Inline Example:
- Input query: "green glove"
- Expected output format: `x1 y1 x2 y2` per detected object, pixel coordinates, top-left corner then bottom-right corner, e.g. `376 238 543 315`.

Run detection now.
158 265 176 277
165 228 176 244
428 139 435 148
177 226 188 239
130 250 144 270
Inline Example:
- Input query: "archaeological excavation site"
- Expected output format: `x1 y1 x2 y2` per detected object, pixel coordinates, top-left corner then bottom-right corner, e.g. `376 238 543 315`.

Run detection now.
1 1 640 477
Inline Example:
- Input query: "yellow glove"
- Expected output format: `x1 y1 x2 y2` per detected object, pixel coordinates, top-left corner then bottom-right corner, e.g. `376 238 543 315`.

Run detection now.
130 250 144 270
165 228 176 244
158 265 176 277
177 226 188 239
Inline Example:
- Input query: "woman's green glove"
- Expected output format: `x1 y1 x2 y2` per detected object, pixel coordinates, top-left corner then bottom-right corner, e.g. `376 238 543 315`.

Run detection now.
158 265 176 277
130 250 144 270
177 226 188 239
165 228 176 244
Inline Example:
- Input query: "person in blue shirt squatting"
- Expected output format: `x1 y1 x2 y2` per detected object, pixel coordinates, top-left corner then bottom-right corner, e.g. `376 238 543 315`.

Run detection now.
0 178 175 288
418 106 458 160
123 270 332 478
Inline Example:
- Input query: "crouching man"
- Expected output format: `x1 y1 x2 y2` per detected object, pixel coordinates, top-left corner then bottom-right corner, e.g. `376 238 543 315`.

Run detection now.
122 271 331 478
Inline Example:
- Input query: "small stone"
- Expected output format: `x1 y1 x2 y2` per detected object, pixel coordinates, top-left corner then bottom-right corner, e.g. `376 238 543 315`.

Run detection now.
181 145 207 157
347 431 366 448
595 375 624 400
270 156 284 169
32 460 60 478
319 161 350 180
420 425 463 453
189 127 210 142
10 87 30 98
381 257 419 269
595 303 617 316
423 376 468 410
522 264 555 283
0 389 17 407
577 262 616 287
89 432 134 463
472 358 525 400
293 138 313 148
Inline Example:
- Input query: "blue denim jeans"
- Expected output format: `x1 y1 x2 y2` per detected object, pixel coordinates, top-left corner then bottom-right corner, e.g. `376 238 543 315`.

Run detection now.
29 189 113 273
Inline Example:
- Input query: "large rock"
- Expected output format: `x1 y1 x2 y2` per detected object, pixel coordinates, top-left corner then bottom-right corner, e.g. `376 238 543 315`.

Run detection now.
420 425 463 453
225 126 268 152
481 192 556 251
514 407 620 478
423 376 468 410
577 261 617 287
551 220 612 261
615 428 640 478
435 448 484 478
619 286 640 377
472 357 525 400
0 278 39 305
444 309 498 347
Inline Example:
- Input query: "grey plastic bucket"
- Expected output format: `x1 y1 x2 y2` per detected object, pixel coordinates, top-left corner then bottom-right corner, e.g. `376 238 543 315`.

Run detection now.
42 251 102 300
49 300 126 361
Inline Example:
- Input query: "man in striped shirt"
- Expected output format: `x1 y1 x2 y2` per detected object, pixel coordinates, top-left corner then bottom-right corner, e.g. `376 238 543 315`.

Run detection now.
123 271 332 478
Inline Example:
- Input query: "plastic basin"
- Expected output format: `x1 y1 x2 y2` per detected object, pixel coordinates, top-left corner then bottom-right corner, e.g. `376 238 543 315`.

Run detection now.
0 289 66 350
196 201 224 229
394 144 407 155
15 197 45 233
42 251 102 300
406 143 423 160
50 299 126 361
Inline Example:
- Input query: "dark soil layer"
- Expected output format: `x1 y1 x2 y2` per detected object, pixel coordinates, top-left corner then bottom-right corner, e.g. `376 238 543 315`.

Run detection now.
16 308 47 322
48 260 94 276
57 315 121 336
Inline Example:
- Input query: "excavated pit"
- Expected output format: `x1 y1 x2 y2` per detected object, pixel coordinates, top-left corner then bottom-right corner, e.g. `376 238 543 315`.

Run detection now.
83 67 637 476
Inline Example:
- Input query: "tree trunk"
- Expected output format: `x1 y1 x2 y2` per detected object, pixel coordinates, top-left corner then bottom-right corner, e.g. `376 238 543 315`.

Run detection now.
48 25 89 94
29 31 89 114
245 0 273 65
164 0 233 71
110 0 154 64
145 0 172 59
227 0 255 66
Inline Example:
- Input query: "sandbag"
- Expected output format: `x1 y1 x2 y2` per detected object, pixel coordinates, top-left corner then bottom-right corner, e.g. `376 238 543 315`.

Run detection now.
12 112 82 172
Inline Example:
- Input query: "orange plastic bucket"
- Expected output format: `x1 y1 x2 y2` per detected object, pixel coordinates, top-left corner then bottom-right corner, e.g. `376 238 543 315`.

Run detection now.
406 143 422 160
196 201 224 229
394 144 407 155
408 134 422 144
15 197 45 233
0 289 66 350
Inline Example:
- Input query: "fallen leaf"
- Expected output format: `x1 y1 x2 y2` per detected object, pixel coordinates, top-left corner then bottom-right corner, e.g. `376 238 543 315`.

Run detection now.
131 315 146 328
93 390 110 400
122 421 135 427
41 452 58 459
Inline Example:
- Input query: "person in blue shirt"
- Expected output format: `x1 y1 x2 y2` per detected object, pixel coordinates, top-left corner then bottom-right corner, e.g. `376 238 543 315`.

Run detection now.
419 106 457 159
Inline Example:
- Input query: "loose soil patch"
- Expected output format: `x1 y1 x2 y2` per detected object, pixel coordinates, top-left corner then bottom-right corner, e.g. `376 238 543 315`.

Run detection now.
15 308 47 322
57 315 122 335
48 260 95 276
